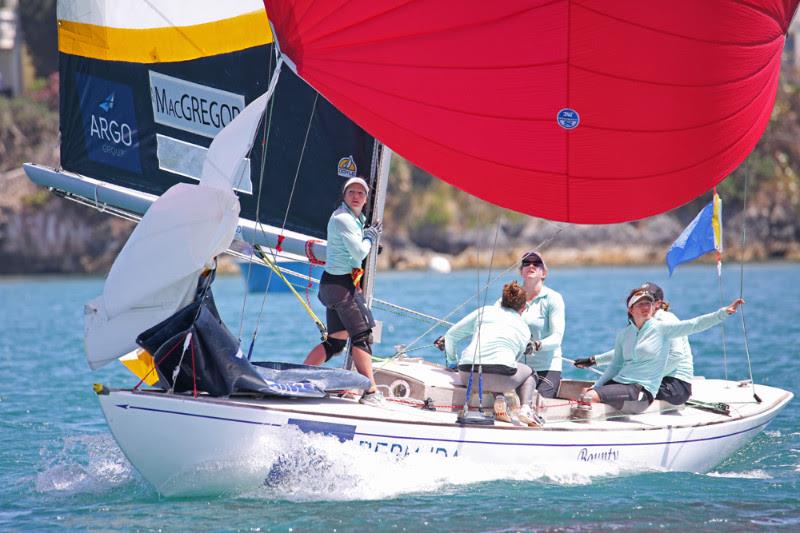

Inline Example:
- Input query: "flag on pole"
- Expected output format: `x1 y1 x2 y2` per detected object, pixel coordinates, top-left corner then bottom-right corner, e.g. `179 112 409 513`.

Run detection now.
666 193 723 276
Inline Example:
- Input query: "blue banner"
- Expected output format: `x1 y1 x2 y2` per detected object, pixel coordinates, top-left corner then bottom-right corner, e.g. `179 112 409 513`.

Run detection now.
666 195 722 275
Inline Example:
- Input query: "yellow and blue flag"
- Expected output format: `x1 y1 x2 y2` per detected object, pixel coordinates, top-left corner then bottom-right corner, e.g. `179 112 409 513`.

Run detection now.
666 193 722 276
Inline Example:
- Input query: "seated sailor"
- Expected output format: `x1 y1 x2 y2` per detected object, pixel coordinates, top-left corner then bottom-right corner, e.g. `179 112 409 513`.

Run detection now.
579 287 744 413
442 281 539 426
574 282 694 405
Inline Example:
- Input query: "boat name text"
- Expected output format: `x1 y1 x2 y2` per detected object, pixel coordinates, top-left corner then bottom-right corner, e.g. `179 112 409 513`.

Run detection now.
577 447 619 462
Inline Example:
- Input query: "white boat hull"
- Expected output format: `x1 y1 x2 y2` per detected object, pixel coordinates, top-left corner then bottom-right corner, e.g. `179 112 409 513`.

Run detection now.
97 379 792 496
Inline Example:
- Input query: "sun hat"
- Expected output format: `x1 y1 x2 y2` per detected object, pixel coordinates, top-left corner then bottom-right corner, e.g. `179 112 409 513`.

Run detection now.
627 289 655 309
520 250 547 271
640 282 664 301
342 177 369 194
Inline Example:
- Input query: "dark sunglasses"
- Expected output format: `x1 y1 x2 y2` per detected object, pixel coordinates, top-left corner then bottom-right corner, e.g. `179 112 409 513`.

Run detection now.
521 259 543 268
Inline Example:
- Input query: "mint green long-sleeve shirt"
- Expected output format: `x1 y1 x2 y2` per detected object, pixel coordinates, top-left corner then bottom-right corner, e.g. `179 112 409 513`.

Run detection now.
444 305 530 368
594 308 728 397
324 203 372 275
495 285 565 371
595 309 694 383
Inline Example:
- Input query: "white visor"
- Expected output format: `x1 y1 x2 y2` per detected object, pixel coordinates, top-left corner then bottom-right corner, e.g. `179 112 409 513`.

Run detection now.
342 177 369 194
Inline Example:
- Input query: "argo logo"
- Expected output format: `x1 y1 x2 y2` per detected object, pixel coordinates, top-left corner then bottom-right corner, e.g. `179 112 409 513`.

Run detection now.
75 74 141 173
149 71 244 138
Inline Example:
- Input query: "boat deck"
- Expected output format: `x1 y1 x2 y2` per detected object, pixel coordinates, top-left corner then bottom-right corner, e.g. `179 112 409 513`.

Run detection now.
126 378 792 433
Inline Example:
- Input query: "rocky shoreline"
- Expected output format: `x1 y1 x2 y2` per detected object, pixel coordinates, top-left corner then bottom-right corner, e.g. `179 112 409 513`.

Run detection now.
3 161 799 277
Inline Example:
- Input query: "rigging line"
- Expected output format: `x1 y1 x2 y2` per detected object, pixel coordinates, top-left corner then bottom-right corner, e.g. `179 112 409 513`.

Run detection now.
240 51 282 343
463 217 504 412
238 50 279 339
718 269 729 381
249 90 321 350
738 159 761 403
372 299 454 326
253 245 327 339
398 224 565 354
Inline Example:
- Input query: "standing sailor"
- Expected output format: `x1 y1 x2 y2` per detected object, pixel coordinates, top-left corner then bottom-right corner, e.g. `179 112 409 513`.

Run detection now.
511 250 566 398
303 176 384 405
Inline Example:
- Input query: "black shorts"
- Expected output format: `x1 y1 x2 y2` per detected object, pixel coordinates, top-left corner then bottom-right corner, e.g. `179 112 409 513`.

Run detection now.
656 376 692 405
533 370 561 398
595 380 654 412
318 272 375 337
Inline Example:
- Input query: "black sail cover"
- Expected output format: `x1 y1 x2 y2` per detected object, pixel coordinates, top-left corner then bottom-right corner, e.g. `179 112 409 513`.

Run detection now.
58 8 378 239
137 290 370 397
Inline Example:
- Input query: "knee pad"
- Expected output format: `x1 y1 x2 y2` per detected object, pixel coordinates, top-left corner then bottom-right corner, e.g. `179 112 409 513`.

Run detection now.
351 329 373 354
322 337 348 361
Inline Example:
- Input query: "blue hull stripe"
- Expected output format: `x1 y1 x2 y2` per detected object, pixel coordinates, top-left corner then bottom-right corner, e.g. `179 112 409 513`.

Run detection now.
114 403 773 449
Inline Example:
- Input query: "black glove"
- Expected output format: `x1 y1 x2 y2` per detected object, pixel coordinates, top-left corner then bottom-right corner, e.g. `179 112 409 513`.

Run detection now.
433 336 446 351
524 340 542 356
573 356 596 368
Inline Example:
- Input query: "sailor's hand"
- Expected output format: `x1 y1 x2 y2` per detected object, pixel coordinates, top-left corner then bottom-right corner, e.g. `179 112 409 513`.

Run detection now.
724 298 745 315
524 340 542 356
433 336 446 351
524 341 534 356
364 220 383 244
573 356 596 368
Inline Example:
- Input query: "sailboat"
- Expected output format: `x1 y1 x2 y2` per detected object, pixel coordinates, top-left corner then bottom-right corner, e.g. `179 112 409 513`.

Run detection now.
25 0 797 496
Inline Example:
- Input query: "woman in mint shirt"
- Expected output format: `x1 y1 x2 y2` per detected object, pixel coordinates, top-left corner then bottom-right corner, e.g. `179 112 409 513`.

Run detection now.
303 177 383 405
444 282 540 426
576 282 695 405
515 250 565 398
581 287 744 411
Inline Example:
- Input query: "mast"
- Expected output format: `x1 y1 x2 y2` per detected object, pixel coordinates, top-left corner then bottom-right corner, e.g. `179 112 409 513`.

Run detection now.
363 143 391 307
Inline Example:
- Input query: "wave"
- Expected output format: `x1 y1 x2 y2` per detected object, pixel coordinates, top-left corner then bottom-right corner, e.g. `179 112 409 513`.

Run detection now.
706 469 772 480
35 434 138 494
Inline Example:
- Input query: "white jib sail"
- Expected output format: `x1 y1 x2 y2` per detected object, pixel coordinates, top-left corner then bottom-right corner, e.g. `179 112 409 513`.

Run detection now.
84 183 240 369
83 74 282 369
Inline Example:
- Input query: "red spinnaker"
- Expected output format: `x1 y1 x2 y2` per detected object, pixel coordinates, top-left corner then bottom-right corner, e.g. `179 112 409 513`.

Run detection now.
264 1 798 223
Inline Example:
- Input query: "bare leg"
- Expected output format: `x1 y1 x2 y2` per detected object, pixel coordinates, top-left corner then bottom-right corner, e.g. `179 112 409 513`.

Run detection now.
350 346 377 393
304 330 348 366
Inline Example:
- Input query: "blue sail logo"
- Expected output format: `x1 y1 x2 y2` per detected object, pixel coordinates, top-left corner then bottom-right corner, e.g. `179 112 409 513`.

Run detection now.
99 93 115 112
75 74 141 174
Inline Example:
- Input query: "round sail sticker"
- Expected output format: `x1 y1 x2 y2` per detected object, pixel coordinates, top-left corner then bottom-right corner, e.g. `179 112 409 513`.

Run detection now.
337 155 357 177
557 108 580 129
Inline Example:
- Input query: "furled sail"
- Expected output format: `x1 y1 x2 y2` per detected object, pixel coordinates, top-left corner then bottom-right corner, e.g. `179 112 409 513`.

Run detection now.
56 0 377 241
264 0 799 223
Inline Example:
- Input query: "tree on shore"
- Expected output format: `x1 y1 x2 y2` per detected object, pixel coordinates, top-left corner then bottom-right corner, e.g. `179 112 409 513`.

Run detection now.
19 0 58 78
